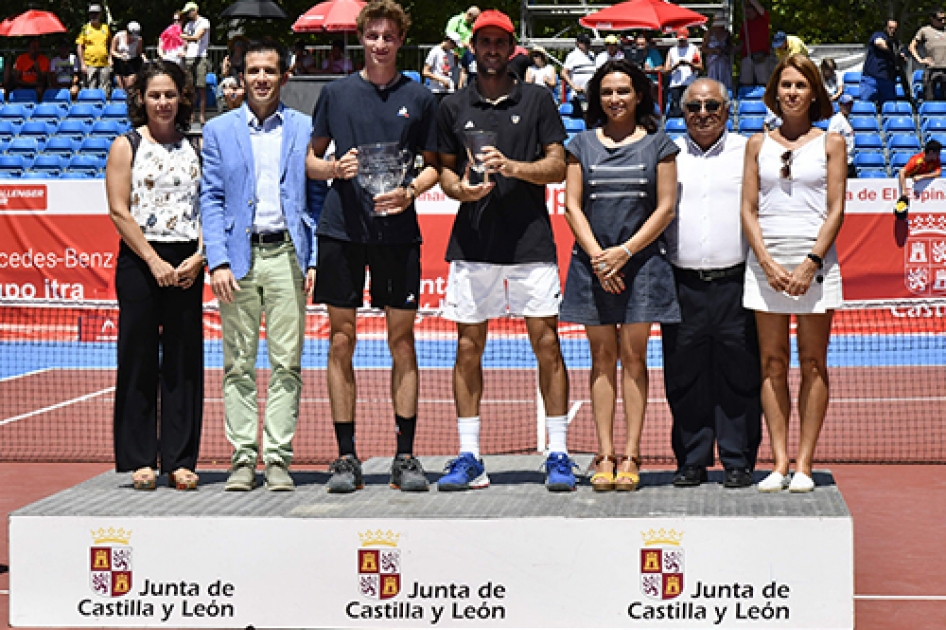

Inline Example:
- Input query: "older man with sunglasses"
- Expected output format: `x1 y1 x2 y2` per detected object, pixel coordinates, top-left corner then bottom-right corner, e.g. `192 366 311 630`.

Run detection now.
662 78 762 489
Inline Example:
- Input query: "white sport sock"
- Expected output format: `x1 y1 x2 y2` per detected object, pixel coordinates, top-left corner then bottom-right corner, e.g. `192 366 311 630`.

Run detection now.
546 415 568 455
457 416 481 458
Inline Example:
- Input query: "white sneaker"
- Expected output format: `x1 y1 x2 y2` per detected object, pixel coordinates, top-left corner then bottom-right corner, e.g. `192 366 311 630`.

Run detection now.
789 472 815 493
757 471 789 493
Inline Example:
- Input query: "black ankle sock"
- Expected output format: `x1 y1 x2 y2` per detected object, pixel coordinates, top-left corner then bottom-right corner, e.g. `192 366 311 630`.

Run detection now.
334 422 356 457
395 414 417 455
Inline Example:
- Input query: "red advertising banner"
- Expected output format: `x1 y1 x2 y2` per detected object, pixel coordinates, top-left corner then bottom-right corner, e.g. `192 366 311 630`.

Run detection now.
1 179 945 305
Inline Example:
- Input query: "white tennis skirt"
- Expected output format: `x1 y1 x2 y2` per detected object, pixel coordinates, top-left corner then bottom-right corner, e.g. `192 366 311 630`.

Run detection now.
743 236 843 314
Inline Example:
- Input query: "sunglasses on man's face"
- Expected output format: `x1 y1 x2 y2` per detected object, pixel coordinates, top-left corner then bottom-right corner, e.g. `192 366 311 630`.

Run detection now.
683 99 724 114
780 150 792 179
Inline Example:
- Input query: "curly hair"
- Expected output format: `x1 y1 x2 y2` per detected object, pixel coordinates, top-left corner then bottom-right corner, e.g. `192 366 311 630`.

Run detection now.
127 60 194 134
585 59 658 133
356 0 411 38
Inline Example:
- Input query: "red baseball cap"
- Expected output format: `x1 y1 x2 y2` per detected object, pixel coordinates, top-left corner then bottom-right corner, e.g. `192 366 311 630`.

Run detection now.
473 10 515 36
676 27 689 38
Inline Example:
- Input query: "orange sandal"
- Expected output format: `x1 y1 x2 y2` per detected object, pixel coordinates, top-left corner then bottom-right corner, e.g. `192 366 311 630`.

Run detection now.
615 456 641 492
168 468 199 491
132 467 156 491
590 455 616 492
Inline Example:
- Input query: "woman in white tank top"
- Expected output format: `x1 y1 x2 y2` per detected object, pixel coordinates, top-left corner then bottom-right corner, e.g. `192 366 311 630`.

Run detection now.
740 55 846 493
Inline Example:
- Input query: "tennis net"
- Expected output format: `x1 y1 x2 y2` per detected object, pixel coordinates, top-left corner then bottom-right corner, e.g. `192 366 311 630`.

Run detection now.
0 299 943 465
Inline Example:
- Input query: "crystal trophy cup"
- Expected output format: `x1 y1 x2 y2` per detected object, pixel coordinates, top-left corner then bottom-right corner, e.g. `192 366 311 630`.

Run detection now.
464 130 497 186
356 142 412 215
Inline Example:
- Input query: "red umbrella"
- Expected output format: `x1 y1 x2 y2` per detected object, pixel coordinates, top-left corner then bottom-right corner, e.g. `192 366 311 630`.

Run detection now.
0 10 67 37
579 0 707 32
292 0 365 33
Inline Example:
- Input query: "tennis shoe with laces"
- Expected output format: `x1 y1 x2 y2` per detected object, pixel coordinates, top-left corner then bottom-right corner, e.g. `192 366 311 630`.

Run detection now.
390 454 429 491
544 452 578 492
326 454 363 493
437 452 489 491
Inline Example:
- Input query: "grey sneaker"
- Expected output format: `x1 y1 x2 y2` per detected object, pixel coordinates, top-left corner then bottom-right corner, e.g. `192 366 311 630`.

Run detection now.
225 463 256 491
264 461 295 491
390 454 429 491
326 454 363 493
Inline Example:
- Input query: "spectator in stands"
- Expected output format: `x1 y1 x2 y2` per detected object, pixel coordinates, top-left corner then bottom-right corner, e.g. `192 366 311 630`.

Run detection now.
665 28 702 117
895 140 942 216
820 58 843 101
201 40 324 492
158 12 185 65
290 40 317 75
436 9 574 492
561 59 679 492
458 41 476 88
596 35 624 68
11 39 49 98
307 0 439 494
222 36 248 80
703 14 734 90
910 9 946 101
111 22 145 91
180 1 210 125
664 77 760 489
321 39 354 74
772 31 808 63
526 46 557 99
629 33 663 75
563 32 596 113
445 6 480 57
828 93 855 178
105 60 203 492
423 32 460 101
738 0 773 86
49 40 79 99
860 20 902 105
76 4 111 90
507 44 532 81
741 54 845 493
218 76 244 110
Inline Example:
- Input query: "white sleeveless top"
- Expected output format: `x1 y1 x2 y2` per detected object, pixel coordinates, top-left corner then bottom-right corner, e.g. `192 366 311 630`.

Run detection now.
757 131 828 240
130 133 201 242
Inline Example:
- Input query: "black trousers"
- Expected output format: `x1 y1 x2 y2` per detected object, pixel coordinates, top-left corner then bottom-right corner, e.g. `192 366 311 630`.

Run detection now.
661 268 762 471
113 241 204 473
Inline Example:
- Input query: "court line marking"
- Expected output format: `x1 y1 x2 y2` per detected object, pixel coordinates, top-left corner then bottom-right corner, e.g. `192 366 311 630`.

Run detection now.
0 368 51 384
0 387 115 426
855 595 946 601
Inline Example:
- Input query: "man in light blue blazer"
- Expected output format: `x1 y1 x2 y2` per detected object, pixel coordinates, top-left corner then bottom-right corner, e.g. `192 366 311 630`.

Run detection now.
201 39 325 492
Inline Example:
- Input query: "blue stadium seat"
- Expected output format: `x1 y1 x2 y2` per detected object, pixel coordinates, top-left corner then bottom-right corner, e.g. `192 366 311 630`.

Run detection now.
205 73 218 109
78 137 112 159
8 89 39 108
67 154 103 176
852 152 886 169
31 102 68 123
42 89 72 108
0 139 7 153
56 119 92 140
110 88 128 102
921 117 946 133
849 116 880 133
737 85 765 100
664 118 686 133
857 167 888 178
29 154 66 176
854 133 884 152
889 151 914 170
42 136 77 157
22 171 58 179
926 132 946 145
0 120 20 142
0 155 28 177
77 88 107 106
66 103 101 124
844 84 860 99
883 116 916 134
6 137 42 159
0 104 31 125
401 71 420 82
843 71 862 86
101 102 129 121
919 102 946 116
666 132 685 142
895 84 906 99
562 118 585 133
558 102 574 116
17 120 55 143
881 101 913 116
738 116 765 133
737 100 767 116
887 133 921 151
850 101 876 116
813 119 829 130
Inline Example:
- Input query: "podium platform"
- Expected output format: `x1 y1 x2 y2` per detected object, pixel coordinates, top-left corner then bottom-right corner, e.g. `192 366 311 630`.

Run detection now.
9 455 853 629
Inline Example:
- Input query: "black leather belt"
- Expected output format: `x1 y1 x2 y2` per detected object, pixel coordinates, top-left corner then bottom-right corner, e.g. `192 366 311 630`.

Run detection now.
674 263 745 282
250 230 290 244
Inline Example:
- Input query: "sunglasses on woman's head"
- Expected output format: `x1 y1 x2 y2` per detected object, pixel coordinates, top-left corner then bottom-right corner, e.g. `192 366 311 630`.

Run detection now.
780 150 792 179
683 99 723 114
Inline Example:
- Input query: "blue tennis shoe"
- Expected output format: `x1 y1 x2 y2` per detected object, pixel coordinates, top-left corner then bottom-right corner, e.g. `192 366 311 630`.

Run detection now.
544 452 577 492
437 452 489 491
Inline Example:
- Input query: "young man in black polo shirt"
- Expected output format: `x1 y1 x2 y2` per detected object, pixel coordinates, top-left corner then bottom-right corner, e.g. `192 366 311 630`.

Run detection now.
307 0 440 493
436 10 575 492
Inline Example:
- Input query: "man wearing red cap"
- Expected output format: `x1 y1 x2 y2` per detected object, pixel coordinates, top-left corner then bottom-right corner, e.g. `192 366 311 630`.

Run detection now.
436 9 575 492
664 28 702 117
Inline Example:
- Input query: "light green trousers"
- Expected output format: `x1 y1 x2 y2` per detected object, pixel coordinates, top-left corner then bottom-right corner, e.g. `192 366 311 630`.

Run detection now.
220 241 306 467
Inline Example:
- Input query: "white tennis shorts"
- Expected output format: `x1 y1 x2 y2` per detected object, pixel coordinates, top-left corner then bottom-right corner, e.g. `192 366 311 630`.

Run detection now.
442 261 562 323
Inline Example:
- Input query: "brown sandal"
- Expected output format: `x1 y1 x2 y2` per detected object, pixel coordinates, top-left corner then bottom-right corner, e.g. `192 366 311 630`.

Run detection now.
168 468 199 491
132 467 156 491
590 455 616 492
615 456 641 492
